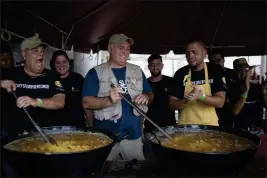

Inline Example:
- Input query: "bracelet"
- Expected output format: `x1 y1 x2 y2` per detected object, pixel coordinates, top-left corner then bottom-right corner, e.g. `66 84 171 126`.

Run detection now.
36 98 43 107
199 93 206 101
241 93 248 99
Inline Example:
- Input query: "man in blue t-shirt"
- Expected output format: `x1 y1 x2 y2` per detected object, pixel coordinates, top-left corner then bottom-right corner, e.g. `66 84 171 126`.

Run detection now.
82 34 153 161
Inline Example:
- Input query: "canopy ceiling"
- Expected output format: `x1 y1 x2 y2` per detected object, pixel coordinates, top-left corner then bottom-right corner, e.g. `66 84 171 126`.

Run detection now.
1 0 266 56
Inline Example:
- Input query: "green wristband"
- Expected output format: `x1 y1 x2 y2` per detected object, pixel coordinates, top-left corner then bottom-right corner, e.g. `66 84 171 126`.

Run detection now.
199 93 206 101
36 98 43 107
241 93 248 99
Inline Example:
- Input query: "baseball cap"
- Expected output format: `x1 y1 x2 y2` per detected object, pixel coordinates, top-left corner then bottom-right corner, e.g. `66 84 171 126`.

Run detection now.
233 58 250 69
21 33 47 51
108 34 134 46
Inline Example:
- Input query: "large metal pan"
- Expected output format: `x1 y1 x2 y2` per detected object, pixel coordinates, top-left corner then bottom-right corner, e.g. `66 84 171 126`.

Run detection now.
3 126 115 177
145 124 261 177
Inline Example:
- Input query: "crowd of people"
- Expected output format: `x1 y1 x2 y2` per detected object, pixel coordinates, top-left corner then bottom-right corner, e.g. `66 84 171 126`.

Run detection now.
1 33 266 176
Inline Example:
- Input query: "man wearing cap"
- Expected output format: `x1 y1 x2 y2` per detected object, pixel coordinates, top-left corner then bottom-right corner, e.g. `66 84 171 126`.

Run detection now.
168 40 226 126
0 34 65 144
229 58 267 165
82 34 154 160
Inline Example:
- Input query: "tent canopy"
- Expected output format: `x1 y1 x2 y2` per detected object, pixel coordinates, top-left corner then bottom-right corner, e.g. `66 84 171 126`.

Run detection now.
2 0 266 56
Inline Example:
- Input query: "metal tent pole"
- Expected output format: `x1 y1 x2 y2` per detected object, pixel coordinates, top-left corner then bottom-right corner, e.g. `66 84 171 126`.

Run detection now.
23 8 67 35
210 1 227 50
0 28 26 39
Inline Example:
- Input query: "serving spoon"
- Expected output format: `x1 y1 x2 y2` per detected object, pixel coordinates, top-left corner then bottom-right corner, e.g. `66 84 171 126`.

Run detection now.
11 91 58 146
110 83 174 142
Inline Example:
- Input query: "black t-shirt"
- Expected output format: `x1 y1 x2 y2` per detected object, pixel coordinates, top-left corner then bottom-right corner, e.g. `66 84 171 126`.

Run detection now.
168 63 226 100
229 83 263 129
53 72 85 128
145 75 176 132
224 68 235 84
1 66 64 140
214 66 235 128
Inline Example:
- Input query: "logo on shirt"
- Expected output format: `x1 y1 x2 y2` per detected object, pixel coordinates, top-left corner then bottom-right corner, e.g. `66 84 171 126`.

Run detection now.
16 84 49 89
55 81 63 88
72 87 79 92
191 79 214 85
118 80 128 94
245 101 258 104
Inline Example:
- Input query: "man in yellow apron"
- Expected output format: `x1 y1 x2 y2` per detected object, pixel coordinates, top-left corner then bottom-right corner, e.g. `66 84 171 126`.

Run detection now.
168 40 226 126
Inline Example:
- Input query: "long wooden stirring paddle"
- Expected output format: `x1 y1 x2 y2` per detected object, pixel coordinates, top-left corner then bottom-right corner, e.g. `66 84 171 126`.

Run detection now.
110 83 174 141
11 91 58 145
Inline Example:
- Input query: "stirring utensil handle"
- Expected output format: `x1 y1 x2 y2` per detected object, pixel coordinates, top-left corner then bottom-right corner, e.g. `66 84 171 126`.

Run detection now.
11 91 52 144
121 94 173 140
110 83 173 140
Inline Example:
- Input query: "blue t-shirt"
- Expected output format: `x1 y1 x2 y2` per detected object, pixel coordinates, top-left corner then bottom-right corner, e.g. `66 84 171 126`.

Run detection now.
82 66 152 140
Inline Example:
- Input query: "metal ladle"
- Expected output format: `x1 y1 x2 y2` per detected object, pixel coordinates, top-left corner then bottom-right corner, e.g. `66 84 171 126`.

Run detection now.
110 83 174 141
11 91 58 145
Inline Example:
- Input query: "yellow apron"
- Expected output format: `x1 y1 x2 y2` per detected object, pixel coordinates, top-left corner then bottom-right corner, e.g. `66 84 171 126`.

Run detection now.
178 63 219 126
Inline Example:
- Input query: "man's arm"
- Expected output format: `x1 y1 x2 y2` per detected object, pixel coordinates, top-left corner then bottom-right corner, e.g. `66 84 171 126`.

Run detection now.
16 94 65 110
199 91 225 108
1 80 16 92
232 92 248 115
143 92 154 105
231 69 251 115
168 96 188 110
142 71 154 105
133 71 154 105
83 96 113 110
39 94 65 109
195 64 226 108
85 109 94 127
82 68 115 110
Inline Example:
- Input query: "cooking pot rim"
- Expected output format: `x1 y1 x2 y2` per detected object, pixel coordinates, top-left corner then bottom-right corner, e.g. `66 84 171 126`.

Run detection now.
145 124 261 155
4 125 115 155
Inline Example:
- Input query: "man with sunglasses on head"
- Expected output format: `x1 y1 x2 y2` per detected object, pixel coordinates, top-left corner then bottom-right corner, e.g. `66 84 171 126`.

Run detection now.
229 58 267 166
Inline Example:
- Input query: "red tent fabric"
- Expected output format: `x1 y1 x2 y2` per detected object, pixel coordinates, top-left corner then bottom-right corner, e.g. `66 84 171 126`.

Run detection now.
2 0 266 56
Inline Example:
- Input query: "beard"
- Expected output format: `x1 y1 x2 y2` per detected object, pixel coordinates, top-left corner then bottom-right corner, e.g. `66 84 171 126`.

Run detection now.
189 63 197 70
151 71 161 77
190 64 196 67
